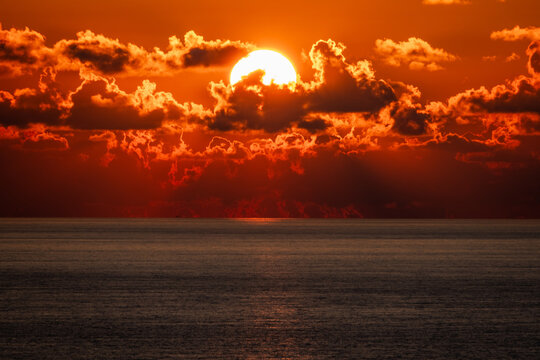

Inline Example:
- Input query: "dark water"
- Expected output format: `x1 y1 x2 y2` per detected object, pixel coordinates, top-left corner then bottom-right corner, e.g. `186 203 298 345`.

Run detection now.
0 219 539 359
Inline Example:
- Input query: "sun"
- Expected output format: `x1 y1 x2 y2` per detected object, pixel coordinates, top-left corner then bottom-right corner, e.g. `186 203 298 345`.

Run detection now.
230 50 297 86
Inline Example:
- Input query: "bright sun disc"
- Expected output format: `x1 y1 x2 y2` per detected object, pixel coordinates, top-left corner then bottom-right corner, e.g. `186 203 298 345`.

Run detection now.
230 50 296 86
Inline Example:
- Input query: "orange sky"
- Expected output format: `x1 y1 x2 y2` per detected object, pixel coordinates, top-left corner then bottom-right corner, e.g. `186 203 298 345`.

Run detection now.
1 0 539 217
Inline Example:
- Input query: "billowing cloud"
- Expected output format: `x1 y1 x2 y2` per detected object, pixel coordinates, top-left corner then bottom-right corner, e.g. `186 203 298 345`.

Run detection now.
436 43 540 116
389 103 429 135
0 23 254 77
202 39 398 133
2 125 538 217
0 23 53 76
446 77 540 114
0 24 421 136
0 70 186 129
0 68 66 126
206 72 305 132
426 41 540 149
491 26 540 42
306 40 397 111
0 123 69 150
56 30 255 75
67 79 166 130
374 37 457 71
54 31 150 74
1 25 540 218
176 31 255 68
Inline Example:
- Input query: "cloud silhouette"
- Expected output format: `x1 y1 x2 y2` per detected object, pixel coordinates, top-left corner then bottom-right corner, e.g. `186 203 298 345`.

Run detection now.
1 23 254 77
1 25 540 218
0 23 54 76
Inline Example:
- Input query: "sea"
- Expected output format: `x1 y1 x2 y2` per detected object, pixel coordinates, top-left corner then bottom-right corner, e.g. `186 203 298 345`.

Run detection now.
0 218 539 359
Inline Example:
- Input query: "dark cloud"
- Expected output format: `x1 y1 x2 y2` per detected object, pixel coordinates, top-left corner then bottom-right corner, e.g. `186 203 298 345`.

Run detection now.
306 40 397 113
1 27 540 218
433 42 540 118
527 41 540 75
181 44 251 68
447 76 540 114
167 31 254 70
207 71 306 132
2 133 539 217
0 23 53 76
0 24 254 77
55 30 253 75
0 69 64 127
0 91 63 127
391 104 429 135
182 46 241 67
58 31 137 74
67 80 164 130
0 70 183 130
297 118 329 133
204 39 399 133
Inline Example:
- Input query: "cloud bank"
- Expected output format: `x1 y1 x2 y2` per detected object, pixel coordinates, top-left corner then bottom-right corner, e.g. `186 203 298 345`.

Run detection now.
1 23 539 217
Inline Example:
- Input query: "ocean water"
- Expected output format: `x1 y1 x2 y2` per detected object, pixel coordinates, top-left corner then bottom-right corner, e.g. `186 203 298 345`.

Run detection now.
0 219 539 359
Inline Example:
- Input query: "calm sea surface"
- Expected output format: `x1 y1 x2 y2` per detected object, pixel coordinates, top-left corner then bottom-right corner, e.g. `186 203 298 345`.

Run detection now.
0 219 539 359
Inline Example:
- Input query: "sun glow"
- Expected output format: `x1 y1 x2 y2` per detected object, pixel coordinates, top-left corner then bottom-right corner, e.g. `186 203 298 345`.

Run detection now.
230 50 297 86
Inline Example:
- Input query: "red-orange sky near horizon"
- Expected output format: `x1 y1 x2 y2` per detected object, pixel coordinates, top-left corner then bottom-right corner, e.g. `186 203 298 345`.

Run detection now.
1 0 539 217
